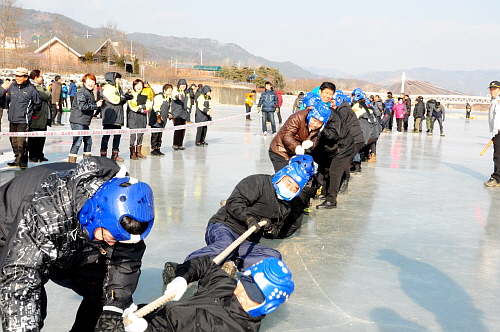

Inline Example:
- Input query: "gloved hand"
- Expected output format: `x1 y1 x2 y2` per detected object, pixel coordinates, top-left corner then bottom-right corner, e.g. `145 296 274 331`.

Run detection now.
245 216 261 233
165 276 188 301
261 219 272 231
302 140 313 149
257 107 261 113
123 312 148 332
124 92 134 100
95 307 124 332
122 303 138 319
295 145 305 155
275 107 280 113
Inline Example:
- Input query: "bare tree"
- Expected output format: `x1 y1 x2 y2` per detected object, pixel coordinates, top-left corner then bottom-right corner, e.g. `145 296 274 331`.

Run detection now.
101 19 118 40
100 20 128 64
0 0 22 64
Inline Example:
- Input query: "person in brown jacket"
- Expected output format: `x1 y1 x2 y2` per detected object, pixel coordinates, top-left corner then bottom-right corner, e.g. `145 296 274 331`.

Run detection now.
51 75 63 125
268 95 330 172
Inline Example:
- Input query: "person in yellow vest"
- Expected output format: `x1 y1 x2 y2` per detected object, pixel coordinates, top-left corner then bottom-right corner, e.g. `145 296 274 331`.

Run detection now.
142 80 155 101
127 79 153 160
245 90 256 121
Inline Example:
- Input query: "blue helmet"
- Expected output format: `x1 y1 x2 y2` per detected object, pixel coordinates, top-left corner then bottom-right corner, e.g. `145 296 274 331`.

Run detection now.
272 161 312 201
306 102 330 124
242 257 295 317
334 90 345 107
79 176 155 243
302 92 321 108
289 154 315 178
352 88 365 102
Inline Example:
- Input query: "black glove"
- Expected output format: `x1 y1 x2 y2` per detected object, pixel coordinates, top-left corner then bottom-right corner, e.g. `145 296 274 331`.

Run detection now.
94 310 124 332
245 216 261 233
261 219 272 231
124 92 134 100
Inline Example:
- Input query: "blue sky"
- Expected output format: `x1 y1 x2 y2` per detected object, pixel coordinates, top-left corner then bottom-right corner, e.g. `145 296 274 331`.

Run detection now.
20 0 498 75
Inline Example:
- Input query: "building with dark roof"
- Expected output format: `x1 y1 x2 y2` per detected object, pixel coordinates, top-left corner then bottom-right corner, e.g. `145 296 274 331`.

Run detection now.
32 37 121 64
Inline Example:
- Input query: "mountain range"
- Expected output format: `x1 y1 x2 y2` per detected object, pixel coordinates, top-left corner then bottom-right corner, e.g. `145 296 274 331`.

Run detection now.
14 8 497 95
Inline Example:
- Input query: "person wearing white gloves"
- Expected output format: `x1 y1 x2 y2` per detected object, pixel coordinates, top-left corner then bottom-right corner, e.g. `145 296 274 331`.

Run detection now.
122 256 295 332
268 96 329 172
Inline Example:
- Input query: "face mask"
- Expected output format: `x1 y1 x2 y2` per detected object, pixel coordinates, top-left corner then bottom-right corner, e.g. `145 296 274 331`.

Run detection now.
276 181 297 201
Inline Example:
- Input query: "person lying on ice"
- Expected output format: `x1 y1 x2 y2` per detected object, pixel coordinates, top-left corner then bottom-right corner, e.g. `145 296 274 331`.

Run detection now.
0 157 155 332
121 255 295 332
162 155 314 282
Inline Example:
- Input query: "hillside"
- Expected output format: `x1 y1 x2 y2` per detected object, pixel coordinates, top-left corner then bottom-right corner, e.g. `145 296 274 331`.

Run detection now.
126 32 317 79
355 67 499 96
17 9 102 41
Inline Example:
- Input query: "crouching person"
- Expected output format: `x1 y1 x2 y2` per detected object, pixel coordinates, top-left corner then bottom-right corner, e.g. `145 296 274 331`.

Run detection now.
0 157 154 332
163 157 313 281
123 256 294 332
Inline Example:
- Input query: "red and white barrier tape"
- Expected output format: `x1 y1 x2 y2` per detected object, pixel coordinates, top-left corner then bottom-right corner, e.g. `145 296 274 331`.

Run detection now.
0 111 257 137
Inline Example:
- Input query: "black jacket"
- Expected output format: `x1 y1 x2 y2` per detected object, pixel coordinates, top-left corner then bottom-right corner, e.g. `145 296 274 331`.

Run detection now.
208 174 290 243
127 92 151 129
171 79 189 120
413 98 425 118
149 93 171 128
4 80 42 124
336 101 365 145
0 157 146 331
102 72 128 126
69 85 98 126
313 108 354 163
426 99 437 117
195 86 212 123
404 98 411 115
352 101 381 143
145 256 262 332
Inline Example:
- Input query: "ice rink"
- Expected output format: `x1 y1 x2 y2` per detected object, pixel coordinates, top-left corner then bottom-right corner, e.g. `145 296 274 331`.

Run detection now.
0 106 498 332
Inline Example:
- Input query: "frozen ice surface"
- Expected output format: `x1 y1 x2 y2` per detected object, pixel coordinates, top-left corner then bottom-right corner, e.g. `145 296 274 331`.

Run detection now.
0 108 498 332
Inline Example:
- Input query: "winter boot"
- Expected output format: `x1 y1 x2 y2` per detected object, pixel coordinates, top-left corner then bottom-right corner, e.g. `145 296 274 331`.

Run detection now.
484 177 500 187
136 145 146 158
68 154 78 163
130 146 138 160
367 153 377 162
83 152 92 158
100 149 107 158
111 149 124 162
156 149 165 156
339 180 349 194
151 149 159 156
162 262 178 285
